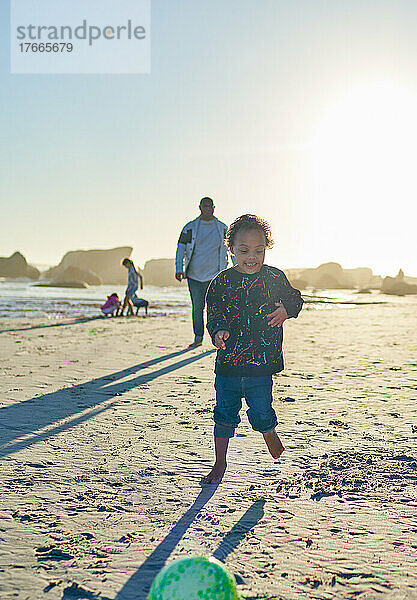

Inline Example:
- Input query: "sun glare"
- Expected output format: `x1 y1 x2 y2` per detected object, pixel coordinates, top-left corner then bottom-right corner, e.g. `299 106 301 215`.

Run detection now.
308 82 417 271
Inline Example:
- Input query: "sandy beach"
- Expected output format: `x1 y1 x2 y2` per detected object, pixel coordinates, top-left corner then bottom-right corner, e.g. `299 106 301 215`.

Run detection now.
1 303 416 600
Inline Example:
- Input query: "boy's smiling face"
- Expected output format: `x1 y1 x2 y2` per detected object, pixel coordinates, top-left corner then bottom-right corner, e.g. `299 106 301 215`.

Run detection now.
231 228 267 274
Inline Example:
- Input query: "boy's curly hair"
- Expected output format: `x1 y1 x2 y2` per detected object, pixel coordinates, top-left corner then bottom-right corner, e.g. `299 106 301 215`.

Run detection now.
225 214 274 251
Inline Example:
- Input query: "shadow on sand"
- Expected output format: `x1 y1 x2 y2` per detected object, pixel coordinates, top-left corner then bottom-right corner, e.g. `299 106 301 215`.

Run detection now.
115 493 265 600
0 348 214 459
0 316 103 334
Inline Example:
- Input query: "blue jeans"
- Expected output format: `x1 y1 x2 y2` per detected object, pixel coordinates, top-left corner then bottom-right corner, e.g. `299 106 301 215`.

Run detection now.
213 375 278 438
187 278 211 342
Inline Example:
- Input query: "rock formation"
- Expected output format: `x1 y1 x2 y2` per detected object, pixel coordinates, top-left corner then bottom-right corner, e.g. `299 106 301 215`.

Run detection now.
292 263 379 289
54 266 101 286
344 267 373 289
142 260 378 290
143 259 182 287
0 252 40 280
43 247 132 285
300 262 353 288
381 269 417 295
284 272 307 289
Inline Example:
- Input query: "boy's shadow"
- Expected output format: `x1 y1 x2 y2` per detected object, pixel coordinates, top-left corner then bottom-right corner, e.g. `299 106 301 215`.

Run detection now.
0 348 214 458
115 493 265 600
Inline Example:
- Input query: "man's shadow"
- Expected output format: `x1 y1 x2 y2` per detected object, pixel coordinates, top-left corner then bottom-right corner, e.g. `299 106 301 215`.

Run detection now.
0 348 214 458
115 493 265 600
0 316 102 334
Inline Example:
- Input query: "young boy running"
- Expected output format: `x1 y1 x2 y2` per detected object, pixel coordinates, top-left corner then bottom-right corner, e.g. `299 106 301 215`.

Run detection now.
202 214 303 484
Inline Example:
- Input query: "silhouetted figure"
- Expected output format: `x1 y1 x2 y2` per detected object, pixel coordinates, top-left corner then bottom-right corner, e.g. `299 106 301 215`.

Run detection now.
120 258 143 316
175 197 230 348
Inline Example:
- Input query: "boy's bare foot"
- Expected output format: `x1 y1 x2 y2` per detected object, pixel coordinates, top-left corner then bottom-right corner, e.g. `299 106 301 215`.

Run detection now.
263 430 285 459
201 462 226 484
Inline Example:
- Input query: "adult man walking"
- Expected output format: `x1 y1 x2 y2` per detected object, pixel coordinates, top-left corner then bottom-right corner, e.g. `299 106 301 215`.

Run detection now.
175 197 229 348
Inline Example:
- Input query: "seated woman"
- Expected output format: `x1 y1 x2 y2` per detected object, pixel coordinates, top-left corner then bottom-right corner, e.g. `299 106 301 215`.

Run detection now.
120 258 143 316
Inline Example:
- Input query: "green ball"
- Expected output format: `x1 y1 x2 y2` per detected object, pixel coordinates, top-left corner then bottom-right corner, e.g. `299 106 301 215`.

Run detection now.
147 555 239 600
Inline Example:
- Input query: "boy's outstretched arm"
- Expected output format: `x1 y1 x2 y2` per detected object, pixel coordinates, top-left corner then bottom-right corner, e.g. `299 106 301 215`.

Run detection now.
206 277 229 346
267 270 304 327
267 302 289 327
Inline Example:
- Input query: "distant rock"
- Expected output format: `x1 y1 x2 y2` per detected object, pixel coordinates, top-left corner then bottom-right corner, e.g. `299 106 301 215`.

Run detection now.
381 277 415 295
316 262 353 288
52 266 101 286
369 275 383 289
292 262 381 289
300 262 353 289
344 267 373 289
141 260 378 289
382 269 417 295
287 277 308 290
143 258 182 287
0 251 40 280
43 247 132 285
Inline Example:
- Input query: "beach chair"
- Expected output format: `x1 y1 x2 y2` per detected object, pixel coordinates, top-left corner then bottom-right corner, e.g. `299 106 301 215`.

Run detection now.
132 295 149 316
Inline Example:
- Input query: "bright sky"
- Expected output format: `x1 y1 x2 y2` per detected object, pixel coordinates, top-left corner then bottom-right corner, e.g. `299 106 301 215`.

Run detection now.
1 0 416 276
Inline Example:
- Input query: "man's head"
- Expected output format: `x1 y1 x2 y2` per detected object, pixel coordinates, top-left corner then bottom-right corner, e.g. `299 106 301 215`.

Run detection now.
199 197 215 220
122 258 132 268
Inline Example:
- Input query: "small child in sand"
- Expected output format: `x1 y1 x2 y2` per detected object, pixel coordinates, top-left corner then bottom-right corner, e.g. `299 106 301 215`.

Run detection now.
101 293 120 317
202 214 303 484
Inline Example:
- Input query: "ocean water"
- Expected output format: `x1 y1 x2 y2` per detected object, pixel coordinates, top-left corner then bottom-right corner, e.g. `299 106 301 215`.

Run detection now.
0 280 190 320
0 278 410 320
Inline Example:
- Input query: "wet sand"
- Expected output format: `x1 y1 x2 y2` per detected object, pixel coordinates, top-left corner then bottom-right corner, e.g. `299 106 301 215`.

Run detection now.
0 303 416 599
